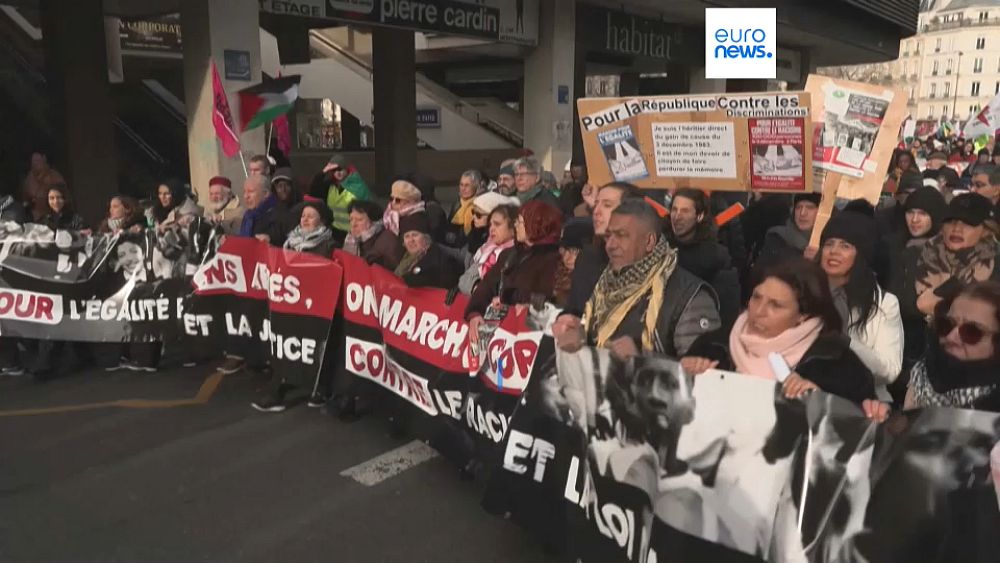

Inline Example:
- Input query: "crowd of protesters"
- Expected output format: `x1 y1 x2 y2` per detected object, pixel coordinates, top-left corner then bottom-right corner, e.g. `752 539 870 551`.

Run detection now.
5 138 1000 449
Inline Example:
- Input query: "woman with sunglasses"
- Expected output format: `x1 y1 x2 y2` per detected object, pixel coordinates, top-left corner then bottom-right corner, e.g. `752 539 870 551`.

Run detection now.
457 195 519 295
819 210 904 400
905 281 1000 411
465 201 563 346
382 179 426 236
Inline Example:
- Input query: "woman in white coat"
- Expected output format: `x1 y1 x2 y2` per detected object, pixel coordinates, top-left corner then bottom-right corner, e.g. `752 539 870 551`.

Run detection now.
819 209 904 401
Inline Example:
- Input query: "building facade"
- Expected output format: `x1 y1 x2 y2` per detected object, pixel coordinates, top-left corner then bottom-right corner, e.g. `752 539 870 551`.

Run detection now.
897 0 1000 120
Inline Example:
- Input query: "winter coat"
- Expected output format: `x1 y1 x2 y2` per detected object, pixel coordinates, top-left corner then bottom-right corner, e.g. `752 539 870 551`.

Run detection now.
41 210 86 231
591 266 722 357
672 237 741 331
562 242 608 317
758 221 811 268
465 244 561 319
401 243 462 289
685 329 877 404
843 287 904 399
356 228 402 271
883 235 930 371
158 197 202 230
309 168 372 234
241 197 287 247
203 195 246 235
742 194 791 265
516 184 561 209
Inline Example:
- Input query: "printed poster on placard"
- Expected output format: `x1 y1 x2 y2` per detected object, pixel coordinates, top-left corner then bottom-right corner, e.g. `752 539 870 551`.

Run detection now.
813 83 892 178
577 92 812 192
748 117 806 190
598 125 649 182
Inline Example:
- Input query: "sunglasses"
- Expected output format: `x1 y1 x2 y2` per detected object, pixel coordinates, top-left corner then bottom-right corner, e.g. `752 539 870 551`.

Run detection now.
390 197 408 204
472 211 488 219
935 316 996 345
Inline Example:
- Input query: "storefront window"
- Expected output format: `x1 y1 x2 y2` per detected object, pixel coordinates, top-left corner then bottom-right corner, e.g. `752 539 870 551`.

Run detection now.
296 98 343 150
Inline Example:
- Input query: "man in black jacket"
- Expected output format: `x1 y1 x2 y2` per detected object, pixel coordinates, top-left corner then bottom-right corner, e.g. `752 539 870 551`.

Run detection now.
667 189 740 329
238 175 287 247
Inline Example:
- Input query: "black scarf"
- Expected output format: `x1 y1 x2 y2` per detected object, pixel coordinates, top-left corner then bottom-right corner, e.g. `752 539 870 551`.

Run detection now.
924 332 1000 395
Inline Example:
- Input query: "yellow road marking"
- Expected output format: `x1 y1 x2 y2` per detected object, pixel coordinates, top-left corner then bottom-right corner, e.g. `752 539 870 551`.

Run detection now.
0 370 227 418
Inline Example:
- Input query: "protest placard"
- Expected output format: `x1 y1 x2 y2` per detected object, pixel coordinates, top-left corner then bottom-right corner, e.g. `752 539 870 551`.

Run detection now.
578 92 813 192
806 75 907 204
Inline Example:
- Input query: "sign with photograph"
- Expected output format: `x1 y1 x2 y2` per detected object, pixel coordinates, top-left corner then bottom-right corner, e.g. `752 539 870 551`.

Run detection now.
577 92 813 192
260 0 539 45
484 343 1000 563
806 75 907 204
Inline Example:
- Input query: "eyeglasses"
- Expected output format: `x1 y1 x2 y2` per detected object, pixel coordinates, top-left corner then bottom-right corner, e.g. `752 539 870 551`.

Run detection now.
935 316 997 345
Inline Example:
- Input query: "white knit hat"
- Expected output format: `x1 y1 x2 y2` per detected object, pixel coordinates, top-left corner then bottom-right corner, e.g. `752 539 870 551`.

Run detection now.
473 191 520 214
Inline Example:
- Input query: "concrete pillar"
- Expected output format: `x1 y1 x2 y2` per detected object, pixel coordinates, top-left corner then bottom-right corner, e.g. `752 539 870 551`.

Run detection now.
180 0 264 203
571 27 587 169
688 66 726 94
523 0 575 173
41 0 118 224
340 110 362 151
372 27 416 196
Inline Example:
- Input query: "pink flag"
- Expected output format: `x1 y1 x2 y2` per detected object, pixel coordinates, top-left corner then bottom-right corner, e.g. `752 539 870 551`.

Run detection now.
273 69 292 156
274 113 291 156
211 62 241 157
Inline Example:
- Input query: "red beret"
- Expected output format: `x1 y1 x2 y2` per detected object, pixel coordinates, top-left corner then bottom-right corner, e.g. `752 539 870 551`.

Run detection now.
209 176 232 188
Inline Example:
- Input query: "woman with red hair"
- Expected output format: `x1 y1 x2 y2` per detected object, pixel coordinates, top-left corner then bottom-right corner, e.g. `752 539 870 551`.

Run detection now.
465 200 563 344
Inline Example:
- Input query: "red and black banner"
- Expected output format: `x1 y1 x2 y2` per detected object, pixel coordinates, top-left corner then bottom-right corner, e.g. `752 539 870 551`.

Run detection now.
335 250 546 445
191 237 342 385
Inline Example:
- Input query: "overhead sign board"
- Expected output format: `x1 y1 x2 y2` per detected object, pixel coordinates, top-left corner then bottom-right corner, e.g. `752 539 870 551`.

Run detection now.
119 14 182 56
577 4 701 63
259 0 539 45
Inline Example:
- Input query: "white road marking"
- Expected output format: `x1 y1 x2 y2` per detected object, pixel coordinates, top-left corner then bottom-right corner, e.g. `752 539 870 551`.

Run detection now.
339 440 439 486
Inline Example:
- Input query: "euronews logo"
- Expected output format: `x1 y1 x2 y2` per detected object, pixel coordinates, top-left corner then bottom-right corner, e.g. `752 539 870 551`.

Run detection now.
705 8 776 79
714 29 772 59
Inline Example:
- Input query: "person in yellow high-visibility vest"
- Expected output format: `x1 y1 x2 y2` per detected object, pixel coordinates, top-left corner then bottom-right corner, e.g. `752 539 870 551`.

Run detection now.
308 154 371 241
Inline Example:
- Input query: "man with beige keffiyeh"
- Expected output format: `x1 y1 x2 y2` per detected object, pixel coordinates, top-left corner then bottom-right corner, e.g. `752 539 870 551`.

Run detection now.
556 199 721 360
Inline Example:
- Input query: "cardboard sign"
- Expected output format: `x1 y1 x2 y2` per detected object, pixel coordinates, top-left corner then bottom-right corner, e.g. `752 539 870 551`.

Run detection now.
806 75 907 204
578 92 813 192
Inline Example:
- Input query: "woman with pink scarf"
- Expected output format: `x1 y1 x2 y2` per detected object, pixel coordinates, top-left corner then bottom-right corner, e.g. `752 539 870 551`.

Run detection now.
457 194 519 295
681 257 886 416
382 179 426 236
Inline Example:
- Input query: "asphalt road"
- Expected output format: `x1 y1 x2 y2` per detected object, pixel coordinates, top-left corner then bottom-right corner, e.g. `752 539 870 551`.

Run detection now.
0 364 557 563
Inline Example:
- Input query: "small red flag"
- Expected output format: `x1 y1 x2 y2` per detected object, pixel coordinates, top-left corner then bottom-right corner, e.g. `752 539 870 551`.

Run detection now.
211 62 241 158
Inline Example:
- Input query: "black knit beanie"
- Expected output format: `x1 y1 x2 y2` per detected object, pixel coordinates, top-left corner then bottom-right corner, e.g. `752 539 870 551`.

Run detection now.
793 192 821 206
903 186 947 232
820 210 878 266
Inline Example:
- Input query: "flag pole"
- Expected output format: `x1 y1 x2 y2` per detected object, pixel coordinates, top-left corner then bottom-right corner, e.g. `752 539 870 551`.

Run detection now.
239 150 249 178
266 122 273 157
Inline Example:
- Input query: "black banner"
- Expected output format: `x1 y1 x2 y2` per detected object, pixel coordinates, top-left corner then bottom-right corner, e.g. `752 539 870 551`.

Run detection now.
484 339 1000 562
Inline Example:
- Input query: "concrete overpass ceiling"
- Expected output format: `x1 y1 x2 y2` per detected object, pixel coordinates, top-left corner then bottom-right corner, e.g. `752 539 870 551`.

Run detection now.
601 0 914 65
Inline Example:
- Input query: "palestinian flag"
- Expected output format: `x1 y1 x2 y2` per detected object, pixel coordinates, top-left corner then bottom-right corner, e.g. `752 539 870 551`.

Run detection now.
238 75 300 131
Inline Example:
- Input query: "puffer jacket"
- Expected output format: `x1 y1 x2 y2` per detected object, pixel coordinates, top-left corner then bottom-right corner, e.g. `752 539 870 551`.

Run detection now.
842 287 904 400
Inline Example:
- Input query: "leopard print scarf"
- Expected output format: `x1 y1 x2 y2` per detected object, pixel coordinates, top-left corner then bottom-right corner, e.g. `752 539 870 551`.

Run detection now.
915 234 998 296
